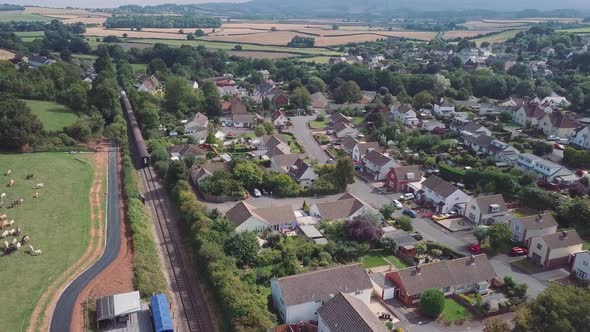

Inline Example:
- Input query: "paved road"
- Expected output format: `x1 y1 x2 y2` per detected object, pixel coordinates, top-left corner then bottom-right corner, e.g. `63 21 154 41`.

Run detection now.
50 145 120 332
289 115 329 163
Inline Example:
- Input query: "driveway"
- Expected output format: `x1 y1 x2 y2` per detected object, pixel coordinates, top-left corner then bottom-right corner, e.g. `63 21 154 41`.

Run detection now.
289 115 329 163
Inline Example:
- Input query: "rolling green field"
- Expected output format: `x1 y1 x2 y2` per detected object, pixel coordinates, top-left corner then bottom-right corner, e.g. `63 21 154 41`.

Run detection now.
86 37 342 56
299 56 332 63
22 100 78 132
0 152 95 332
0 12 50 23
559 27 590 34
472 29 524 45
14 31 45 38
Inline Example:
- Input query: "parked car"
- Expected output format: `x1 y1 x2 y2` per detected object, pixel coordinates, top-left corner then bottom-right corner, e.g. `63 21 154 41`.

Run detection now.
392 199 403 209
547 135 558 141
253 189 261 197
354 165 362 171
553 143 565 150
467 243 482 254
577 168 587 176
510 247 528 256
402 209 417 218
432 214 447 221
410 232 423 240
558 138 570 144
400 193 415 201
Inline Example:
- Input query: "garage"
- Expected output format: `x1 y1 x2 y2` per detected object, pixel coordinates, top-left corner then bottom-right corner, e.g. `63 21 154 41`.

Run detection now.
370 272 396 300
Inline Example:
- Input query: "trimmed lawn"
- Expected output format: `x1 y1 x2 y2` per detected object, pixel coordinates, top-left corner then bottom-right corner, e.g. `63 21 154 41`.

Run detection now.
22 100 78 132
130 63 147 74
442 298 473 322
310 118 330 129
352 116 364 125
510 258 540 274
385 255 410 269
363 254 389 268
14 31 45 38
0 153 95 332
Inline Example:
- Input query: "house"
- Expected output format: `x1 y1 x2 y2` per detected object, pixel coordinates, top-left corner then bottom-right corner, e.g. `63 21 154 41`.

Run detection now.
271 110 289 127
317 292 388 332
352 141 380 164
271 154 302 173
515 153 574 183
497 97 524 107
289 158 318 188
386 165 422 192
258 69 270 80
385 255 497 306
433 98 455 118
259 135 291 157
418 175 471 214
190 162 230 186
512 104 548 127
28 55 52 67
451 121 492 138
391 103 419 126
362 150 397 181
330 112 352 126
381 229 418 253
214 130 226 141
538 111 578 138
571 251 590 280
168 144 206 161
528 230 583 269
341 137 359 155
509 213 558 246
270 263 372 324
184 112 209 142
541 96 570 109
268 89 290 109
421 120 446 133
464 194 508 225
334 121 358 138
309 193 373 221
225 201 297 232
311 92 329 110
572 126 590 149
136 74 163 95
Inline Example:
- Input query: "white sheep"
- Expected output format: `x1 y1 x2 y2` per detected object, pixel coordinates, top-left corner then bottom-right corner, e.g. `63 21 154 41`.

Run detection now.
35 183 44 189
8 228 16 236
11 238 17 245
0 193 5 199
3 240 8 248
0 230 8 238
8 179 14 187
0 214 6 221
15 242 20 250
5 169 10 176
28 245 41 256
34 191 39 198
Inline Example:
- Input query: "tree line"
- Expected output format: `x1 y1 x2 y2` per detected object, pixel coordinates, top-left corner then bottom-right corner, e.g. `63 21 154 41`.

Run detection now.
104 15 222 29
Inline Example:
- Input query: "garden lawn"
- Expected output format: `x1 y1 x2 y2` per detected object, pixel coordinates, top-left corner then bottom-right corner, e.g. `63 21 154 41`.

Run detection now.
310 118 329 129
583 239 590 250
0 153 95 332
362 254 389 268
442 298 473 322
22 99 78 132
130 63 147 74
351 117 364 126
385 255 410 269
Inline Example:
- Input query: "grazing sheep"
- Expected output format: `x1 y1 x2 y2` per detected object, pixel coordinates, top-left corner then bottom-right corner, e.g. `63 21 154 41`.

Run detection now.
15 227 21 236
15 242 20 250
8 179 14 187
35 183 44 189
0 230 8 238
34 191 39 198
25 174 33 180
3 240 8 248
11 238 17 245
4 245 16 255
1 220 9 229
5 169 10 176
20 235 29 245
0 192 5 199
29 245 41 256
0 214 6 221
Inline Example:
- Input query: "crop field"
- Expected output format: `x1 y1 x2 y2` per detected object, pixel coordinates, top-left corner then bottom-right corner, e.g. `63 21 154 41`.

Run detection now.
0 12 50 22
0 48 15 60
442 30 497 39
471 29 525 45
22 100 78 132
0 152 96 332
299 56 332 63
461 20 531 30
559 27 590 34
225 50 298 59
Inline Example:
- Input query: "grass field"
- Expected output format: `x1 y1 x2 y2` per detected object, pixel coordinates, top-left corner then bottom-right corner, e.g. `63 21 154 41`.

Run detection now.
559 27 590 34
22 100 78 132
309 117 330 129
442 298 473 322
472 29 525 45
0 49 15 60
300 56 332 64
0 152 95 332
130 63 147 74
0 12 50 22
14 31 45 38
362 250 410 269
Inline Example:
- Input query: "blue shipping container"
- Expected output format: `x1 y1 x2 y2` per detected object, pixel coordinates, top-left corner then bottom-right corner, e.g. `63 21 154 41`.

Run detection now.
150 294 174 332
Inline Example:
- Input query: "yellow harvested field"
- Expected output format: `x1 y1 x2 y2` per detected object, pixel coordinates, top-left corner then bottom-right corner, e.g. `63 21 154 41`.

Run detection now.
85 27 186 40
114 27 218 34
24 6 111 17
225 50 297 59
0 49 15 60
462 20 530 30
442 30 496 39
481 18 582 24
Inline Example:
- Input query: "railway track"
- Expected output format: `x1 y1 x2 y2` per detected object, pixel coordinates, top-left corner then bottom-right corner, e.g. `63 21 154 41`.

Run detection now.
141 160 206 332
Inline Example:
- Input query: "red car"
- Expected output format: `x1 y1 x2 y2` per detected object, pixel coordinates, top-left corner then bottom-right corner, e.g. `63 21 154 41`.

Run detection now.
577 168 587 176
467 244 482 254
553 143 564 150
510 247 528 256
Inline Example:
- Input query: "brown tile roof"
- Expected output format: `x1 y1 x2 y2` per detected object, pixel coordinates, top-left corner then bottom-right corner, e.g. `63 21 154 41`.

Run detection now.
389 255 496 296
315 194 368 220
517 213 558 230
421 175 459 199
334 121 354 134
473 194 507 213
391 165 422 181
274 264 372 306
191 162 230 182
168 144 206 158
311 92 328 109
331 112 352 125
523 104 546 119
396 103 414 114
289 158 313 181
317 293 388 332
272 154 302 172
364 150 394 167
342 137 359 151
545 111 578 129
261 134 287 148
357 142 381 156
271 110 286 122
230 96 247 115
539 230 582 249
225 201 296 228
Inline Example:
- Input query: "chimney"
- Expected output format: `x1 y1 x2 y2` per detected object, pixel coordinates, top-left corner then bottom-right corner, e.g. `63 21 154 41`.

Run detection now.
415 265 421 274
560 231 568 239
470 255 476 265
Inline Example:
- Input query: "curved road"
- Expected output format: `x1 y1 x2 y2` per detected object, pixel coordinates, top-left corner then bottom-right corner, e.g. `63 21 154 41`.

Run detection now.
50 144 120 332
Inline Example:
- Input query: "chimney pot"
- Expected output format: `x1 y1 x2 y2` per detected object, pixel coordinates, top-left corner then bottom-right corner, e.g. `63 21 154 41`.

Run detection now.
561 231 568 239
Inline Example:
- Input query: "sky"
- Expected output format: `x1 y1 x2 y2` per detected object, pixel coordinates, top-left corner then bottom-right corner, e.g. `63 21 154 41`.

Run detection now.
9 0 246 8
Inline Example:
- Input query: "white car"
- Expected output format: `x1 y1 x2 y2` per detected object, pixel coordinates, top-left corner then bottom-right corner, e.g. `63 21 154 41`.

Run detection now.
393 199 403 209
253 189 261 197
403 193 415 200
547 135 558 141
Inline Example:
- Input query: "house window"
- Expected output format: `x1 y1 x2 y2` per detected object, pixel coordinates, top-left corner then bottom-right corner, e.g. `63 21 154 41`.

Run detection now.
441 286 450 293
575 269 588 279
355 290 362 295
537 243 543 250
583 260 589 267
471 205 476 210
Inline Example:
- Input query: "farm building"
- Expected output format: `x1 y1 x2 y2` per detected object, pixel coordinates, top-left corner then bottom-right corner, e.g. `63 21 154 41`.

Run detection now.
96 291 152 331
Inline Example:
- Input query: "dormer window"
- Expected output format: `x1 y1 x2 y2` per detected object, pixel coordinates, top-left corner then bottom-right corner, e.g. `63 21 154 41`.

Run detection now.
490 204 500 213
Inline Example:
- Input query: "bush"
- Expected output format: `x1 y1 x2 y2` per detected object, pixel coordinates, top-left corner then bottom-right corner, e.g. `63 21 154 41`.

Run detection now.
439 163 466 182
420 288 445 318
398 215 414 231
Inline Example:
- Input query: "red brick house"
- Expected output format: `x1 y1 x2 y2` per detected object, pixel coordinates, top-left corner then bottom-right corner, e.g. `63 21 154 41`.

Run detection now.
386 165 422 192
272 91 290 109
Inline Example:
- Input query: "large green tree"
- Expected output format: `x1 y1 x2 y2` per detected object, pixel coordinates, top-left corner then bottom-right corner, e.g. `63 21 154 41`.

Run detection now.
334 80 362 104
224 231 259 266
291 86 311 109
233 161 264 189
334 157 355 190
0 98 43 149
201 81 222 117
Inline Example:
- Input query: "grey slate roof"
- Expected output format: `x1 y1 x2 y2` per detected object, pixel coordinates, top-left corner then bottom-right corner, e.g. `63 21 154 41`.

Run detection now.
289 158 313 181
274 263 372 306
314 193 369 220
539 230 582 249
364 150 394 167
422 175 459 198
317 293 388 332
473 194 507 213
389 255 496 296
517 213 558 230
